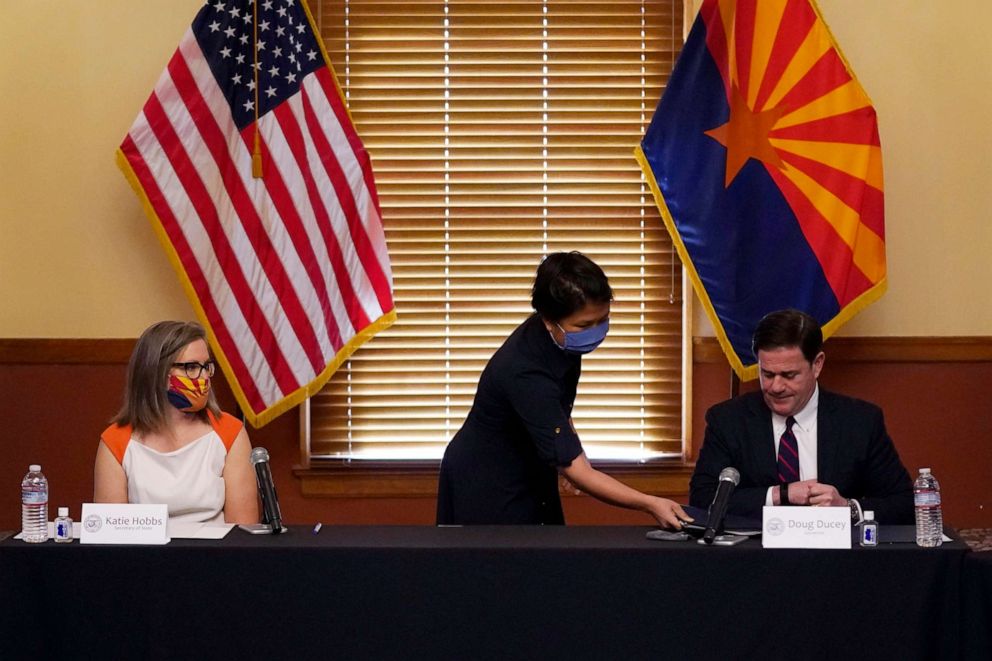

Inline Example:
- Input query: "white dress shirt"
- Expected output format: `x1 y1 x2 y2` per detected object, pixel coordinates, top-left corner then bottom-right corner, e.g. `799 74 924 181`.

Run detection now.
764 385 819 505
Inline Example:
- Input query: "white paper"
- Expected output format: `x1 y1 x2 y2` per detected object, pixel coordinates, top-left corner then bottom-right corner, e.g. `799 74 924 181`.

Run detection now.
167 521 235 539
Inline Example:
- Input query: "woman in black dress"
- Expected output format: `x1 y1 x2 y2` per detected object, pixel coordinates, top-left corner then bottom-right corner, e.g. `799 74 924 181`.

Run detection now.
437 252 691 528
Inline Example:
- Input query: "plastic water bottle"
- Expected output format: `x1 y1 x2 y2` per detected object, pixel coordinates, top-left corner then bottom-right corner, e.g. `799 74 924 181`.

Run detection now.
913 468 942 548
54 506 73 543
21 464 49 543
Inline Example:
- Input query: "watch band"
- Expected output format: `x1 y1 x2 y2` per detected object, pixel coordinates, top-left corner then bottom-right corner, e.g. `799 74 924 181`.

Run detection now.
780 483 791 506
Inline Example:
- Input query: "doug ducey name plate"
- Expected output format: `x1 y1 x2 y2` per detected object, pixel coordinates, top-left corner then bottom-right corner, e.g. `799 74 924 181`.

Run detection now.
762 506 851 549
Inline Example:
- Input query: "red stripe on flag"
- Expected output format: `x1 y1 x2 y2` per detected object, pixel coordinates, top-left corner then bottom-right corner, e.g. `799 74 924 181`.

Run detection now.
770 108 882 147
121 134 268 413
245 113 346 353
140 87 300 397
700 0 731 98
733 0 757 104
306 71 393 313
166 53 327 377
777 150 885 240
314 67 369 162
766 166 875 307
312 68 392 309
753 0 817 112
775 47 852 117
360 148 384 221
269 100 369 334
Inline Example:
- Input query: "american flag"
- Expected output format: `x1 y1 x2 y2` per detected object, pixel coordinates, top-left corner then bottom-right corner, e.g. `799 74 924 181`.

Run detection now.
118 0 395 427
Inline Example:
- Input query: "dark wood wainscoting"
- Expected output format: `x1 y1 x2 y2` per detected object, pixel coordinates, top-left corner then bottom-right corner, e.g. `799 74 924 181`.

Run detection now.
1 336 989 528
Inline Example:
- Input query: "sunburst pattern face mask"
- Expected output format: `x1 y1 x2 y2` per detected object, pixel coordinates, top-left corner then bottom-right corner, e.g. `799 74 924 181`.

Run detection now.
167 374 211 413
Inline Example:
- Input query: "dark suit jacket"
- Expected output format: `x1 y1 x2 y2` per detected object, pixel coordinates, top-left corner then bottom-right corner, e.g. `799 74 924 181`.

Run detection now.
689 389 914 524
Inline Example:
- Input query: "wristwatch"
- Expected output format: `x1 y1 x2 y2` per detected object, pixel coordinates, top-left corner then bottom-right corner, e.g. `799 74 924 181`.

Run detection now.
779 483 791 506
847 498 863 522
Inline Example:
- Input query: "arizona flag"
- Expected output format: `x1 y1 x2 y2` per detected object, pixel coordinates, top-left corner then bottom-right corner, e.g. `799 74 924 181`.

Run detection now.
118 0 395 426
636 0 885 378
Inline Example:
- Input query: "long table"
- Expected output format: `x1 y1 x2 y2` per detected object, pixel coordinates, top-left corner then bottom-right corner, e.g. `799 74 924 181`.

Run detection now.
963 551 992 660
0 526 973 660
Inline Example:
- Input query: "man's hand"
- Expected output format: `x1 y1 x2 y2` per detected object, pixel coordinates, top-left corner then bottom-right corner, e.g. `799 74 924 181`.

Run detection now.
808 482 846 507
786 479 818 505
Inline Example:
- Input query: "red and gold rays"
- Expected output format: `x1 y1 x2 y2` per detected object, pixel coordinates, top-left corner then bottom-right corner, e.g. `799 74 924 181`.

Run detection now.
699 0 886 303
704 85 784 186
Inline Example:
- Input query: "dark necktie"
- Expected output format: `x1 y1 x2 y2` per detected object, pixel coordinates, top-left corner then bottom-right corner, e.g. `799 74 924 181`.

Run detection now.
777 416 800 484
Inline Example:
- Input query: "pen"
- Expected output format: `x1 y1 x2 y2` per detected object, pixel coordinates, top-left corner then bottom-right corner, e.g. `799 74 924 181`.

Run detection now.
312 522 322 535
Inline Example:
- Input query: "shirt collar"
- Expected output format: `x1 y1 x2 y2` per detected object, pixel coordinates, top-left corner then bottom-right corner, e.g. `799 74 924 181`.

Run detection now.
772 383 819 432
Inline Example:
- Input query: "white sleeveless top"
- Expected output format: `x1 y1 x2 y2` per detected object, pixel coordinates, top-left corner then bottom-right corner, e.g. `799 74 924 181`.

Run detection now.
101 413 242 524
122 431 228 523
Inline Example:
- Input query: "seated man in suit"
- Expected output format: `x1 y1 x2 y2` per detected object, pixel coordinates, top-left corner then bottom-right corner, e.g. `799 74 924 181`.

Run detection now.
689 309 914 524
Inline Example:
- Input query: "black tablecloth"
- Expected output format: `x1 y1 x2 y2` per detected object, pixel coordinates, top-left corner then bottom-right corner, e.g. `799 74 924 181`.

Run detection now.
0 526 972 660
963 551 992 660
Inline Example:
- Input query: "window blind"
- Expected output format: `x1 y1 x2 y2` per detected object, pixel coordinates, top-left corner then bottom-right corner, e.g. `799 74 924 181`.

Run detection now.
309 0 685 461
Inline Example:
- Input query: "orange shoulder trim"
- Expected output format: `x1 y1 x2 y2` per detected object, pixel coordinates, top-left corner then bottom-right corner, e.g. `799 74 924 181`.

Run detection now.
209 411 244 452
100 424 134 465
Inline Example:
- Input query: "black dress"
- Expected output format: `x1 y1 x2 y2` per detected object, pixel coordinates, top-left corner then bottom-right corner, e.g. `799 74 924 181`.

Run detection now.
436 314 585 524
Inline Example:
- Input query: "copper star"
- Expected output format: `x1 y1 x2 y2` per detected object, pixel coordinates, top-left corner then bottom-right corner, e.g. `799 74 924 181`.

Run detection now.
705 85 785 187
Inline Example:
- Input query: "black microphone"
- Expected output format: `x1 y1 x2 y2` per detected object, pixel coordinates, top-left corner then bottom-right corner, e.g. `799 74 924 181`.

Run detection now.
702 467 740 544
250 447 283 534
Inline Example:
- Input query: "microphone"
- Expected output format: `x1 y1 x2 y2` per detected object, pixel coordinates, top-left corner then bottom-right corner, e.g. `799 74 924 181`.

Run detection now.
702 467 740 545
250 447 284 534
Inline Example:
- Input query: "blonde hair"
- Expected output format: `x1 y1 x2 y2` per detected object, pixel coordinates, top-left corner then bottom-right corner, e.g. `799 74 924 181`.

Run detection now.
111 321 221 434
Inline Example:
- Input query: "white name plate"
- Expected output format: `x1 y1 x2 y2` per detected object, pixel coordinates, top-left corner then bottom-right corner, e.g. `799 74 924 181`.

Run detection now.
80 503 170 545
762 506 851 549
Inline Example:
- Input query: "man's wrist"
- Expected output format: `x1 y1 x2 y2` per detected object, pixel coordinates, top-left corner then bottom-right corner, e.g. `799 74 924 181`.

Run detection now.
780 483 791 506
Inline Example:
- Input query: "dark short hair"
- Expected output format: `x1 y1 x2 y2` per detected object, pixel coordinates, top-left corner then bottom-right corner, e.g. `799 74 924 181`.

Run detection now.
751 309 823 363
531 251 613 322
111 321 220 434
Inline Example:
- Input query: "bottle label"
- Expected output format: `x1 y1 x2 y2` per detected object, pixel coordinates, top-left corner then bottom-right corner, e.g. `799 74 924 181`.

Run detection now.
22 492 48 504
914 492 941 506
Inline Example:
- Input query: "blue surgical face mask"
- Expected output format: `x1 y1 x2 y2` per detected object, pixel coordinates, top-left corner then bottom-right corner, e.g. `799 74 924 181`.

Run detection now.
551 319 609 354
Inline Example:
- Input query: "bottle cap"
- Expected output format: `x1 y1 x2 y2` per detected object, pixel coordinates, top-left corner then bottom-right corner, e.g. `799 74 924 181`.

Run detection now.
58 507 69 517
29 464 41 472
919 467 931 474
864 510 874 521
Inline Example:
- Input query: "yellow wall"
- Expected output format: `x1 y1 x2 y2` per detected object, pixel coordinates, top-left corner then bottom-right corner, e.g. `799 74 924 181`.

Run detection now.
2 1 989 338
1 1 201 337
813 0 992 336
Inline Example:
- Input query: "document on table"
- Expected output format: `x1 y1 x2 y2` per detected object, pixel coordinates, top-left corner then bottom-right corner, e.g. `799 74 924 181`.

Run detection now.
167 522 235 539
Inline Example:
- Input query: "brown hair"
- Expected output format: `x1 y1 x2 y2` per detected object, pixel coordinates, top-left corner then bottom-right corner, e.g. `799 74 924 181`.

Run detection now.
111 321 220 434
751 308 823 364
